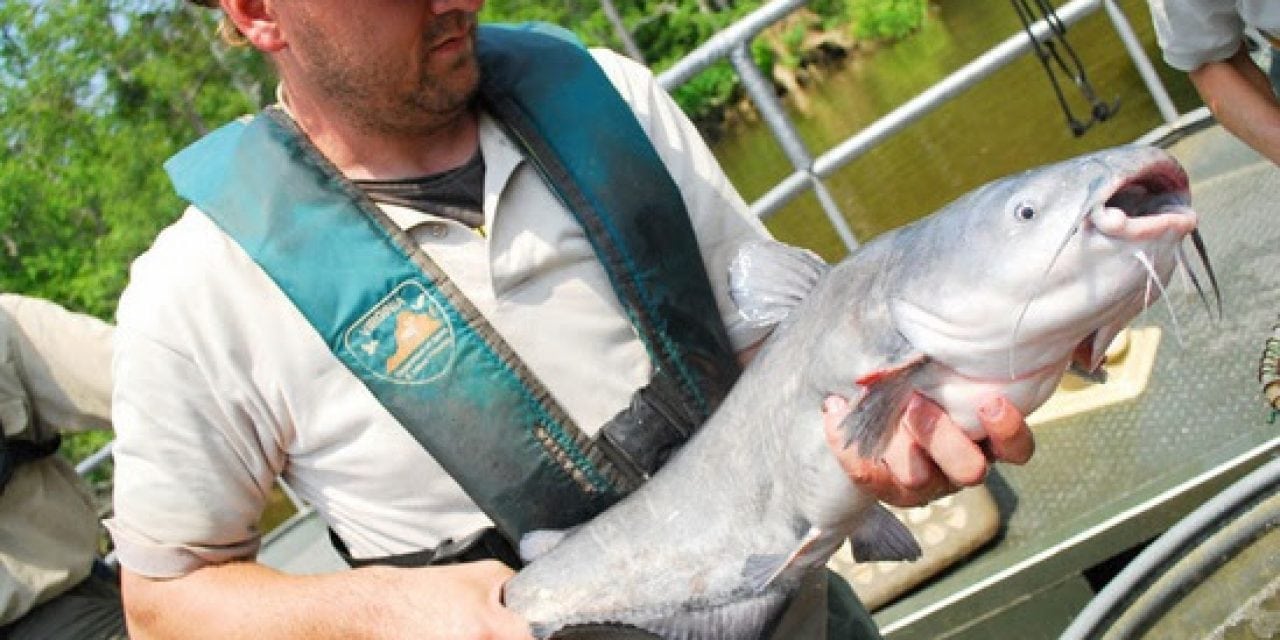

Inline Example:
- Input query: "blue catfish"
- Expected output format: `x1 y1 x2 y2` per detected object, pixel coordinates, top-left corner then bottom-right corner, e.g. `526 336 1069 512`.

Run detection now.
502 145 1211 639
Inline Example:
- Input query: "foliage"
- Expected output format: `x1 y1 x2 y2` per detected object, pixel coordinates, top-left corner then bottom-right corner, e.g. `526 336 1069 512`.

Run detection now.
849 0 927 41
0 0 273 320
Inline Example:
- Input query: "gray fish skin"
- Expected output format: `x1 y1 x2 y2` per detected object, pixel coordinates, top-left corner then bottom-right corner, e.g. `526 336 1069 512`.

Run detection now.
503 145 1200 639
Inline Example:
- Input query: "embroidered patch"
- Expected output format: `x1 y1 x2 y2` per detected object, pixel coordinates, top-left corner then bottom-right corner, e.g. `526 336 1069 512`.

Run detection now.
344 280 456 384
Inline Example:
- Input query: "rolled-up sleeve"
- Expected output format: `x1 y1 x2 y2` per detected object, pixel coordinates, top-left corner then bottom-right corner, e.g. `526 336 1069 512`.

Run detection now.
1150 0 1247 71
105 219 279 578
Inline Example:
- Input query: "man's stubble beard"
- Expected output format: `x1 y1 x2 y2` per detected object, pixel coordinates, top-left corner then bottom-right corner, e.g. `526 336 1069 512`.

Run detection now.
298 16 481 139
316 52 480 139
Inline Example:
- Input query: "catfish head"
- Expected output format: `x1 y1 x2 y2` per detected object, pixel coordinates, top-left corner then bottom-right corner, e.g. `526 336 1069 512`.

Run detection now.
885 145 1208 435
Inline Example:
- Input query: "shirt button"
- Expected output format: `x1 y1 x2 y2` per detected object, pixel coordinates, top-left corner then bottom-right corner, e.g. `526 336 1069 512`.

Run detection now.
420 222 449 239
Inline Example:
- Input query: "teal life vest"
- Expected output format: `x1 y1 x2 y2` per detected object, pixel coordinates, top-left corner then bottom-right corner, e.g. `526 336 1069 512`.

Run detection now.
164 22 740 544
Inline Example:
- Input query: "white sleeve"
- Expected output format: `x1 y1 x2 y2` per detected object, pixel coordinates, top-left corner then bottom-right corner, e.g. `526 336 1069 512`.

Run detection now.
1149 0 1247 71
104 213 279 578
0 294 114 435
591 48 777 351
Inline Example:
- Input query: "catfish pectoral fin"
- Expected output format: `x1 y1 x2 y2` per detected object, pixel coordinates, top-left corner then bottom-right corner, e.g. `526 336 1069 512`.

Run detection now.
850 503 921 562
742 526 825 592
840 358 922 455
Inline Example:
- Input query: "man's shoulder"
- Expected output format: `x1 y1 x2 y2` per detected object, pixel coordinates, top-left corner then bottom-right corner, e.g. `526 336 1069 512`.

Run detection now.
589 47 656 92
128 207 246 283
118 207 265 332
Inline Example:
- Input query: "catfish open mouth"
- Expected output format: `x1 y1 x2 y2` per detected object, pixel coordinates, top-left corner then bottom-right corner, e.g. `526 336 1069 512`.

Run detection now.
1086 155 1221 318
1101 158 1192 220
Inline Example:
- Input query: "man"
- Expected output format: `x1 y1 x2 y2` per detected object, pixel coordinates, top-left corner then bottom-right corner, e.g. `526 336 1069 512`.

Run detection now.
0 294 124 639
107 1 1034 637
1148 0 1280 165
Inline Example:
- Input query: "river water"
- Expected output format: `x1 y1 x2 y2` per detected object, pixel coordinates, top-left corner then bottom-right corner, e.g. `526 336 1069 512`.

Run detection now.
710 0 1203 260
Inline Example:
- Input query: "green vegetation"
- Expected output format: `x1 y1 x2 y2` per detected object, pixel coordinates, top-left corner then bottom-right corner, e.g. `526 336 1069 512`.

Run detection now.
1 1 270 320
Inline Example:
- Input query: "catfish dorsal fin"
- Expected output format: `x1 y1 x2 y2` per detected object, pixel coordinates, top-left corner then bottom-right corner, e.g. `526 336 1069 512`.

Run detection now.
728 240 831 330
850 503 922 563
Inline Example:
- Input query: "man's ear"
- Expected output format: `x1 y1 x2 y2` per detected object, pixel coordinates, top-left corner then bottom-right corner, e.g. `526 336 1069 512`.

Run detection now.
220 0 286 52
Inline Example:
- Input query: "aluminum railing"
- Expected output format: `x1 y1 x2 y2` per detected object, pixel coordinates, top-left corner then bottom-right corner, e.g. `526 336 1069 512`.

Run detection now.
658 0 1180 253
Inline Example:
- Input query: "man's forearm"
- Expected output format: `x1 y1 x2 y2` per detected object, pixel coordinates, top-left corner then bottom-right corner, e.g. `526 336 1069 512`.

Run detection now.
121 559 528 640
122 562 385 639
1190 45 1280 166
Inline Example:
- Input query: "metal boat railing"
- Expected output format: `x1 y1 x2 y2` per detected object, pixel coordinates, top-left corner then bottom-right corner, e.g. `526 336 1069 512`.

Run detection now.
657 0 1181 253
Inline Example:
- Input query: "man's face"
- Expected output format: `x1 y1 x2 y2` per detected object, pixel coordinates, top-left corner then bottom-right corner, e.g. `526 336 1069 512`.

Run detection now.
276 0 485 136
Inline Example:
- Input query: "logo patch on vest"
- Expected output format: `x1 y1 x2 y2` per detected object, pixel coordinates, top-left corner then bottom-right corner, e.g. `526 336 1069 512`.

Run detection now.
344 280 456 384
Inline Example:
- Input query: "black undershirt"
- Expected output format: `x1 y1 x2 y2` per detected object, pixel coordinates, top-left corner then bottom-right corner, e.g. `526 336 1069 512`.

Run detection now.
354 151 486 229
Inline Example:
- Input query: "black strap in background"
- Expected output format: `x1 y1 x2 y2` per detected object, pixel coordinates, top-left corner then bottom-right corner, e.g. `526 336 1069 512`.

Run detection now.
0 433 62 495
328 527 524 571
1010 0 1119 136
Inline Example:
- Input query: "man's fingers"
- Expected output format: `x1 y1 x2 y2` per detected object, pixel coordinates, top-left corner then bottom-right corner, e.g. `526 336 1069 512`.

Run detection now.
903 396 988 487
881 427 934 490
922 417 988 486
978 396 1035 464
843 452 951 508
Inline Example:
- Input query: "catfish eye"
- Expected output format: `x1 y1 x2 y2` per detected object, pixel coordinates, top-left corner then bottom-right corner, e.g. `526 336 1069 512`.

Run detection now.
1014 202 1037 222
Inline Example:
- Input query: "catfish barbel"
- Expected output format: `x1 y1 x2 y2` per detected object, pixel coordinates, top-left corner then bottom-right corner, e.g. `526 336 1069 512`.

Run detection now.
503 145 1214 639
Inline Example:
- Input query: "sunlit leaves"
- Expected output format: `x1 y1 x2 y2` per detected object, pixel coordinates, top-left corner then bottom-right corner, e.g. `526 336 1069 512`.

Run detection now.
0 0 273 318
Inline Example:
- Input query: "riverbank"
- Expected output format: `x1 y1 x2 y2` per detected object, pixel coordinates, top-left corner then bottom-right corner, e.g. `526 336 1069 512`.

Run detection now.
692 4 933 142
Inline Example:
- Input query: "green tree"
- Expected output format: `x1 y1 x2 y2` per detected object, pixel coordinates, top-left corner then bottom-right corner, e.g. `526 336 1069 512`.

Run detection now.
0 0 272 319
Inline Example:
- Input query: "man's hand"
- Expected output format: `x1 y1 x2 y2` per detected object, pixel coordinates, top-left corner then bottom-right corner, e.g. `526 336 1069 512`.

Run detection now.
360 561 533 640
822 393 1034 508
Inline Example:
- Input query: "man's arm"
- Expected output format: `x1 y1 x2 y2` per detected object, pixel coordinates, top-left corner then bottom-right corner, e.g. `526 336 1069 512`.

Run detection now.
121 560 530 640
1190 44 1280 165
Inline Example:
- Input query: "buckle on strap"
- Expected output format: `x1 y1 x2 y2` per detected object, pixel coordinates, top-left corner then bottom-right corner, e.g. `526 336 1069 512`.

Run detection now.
0 433 62 494
598 372 699 482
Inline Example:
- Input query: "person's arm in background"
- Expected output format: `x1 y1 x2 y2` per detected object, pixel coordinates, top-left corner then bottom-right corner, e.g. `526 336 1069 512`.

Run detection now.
0 294 113 432
1189 43 1280 165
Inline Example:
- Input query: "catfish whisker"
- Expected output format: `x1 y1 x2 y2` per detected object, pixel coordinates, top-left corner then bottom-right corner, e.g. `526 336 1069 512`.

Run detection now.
1189 229 1223 320
1176 243 1214 319
1134 250 1186 347
1144 269 1154 311
1008 203 1096 379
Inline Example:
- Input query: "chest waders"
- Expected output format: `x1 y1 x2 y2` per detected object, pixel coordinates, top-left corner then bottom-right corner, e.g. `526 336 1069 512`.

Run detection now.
164 23 740 561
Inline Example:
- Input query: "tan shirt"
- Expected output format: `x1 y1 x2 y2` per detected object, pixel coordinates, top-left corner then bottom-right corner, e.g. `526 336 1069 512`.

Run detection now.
107 49 773 577
1150 0 1280 70
0 294 114 625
